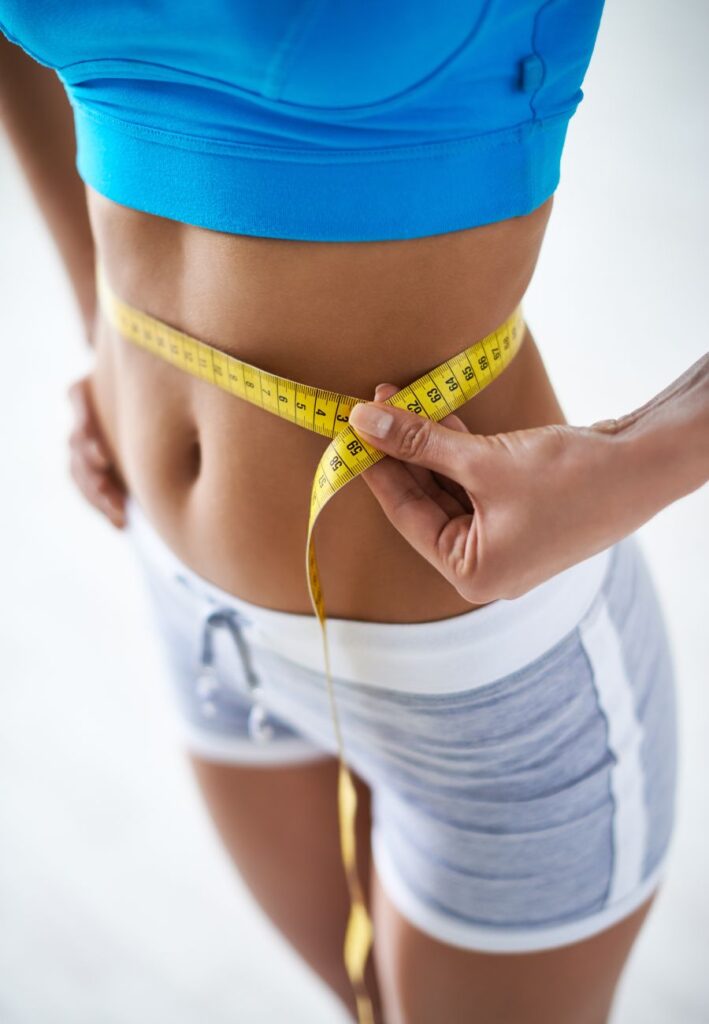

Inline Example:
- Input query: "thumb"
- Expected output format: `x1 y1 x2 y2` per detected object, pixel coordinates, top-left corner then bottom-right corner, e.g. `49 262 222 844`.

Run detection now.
349 399 477 478
373 381 469 436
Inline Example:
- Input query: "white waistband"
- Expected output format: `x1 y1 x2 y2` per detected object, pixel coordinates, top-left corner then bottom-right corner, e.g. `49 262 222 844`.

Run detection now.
124 494 613 693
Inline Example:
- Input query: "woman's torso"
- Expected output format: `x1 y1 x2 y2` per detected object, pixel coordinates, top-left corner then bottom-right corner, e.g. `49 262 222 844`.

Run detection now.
88 186 562 622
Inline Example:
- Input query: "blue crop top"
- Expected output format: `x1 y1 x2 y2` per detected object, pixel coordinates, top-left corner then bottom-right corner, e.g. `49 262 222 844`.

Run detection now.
1 1 605 242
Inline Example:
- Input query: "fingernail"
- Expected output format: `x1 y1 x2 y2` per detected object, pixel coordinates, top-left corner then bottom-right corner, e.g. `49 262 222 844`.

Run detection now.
349 404 393 438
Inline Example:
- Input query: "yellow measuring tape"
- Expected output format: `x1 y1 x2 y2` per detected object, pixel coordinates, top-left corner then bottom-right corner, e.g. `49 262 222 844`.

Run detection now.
96 262 524 1023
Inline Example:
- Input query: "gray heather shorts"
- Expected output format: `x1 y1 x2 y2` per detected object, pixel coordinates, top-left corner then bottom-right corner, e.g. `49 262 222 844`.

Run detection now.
124 494 678 953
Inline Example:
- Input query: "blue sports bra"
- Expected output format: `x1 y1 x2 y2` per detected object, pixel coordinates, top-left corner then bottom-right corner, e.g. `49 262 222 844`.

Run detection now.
1 1 605 241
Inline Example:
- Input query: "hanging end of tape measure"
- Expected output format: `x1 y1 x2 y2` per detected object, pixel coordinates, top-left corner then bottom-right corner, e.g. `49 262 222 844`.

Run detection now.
354 994 377 1024
344 897 374 981
338 762 376 1022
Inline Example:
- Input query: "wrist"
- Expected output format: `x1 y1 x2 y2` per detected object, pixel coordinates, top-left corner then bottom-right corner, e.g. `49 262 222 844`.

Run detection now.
596 420 669 531
572 424 649 544
589 376 708 531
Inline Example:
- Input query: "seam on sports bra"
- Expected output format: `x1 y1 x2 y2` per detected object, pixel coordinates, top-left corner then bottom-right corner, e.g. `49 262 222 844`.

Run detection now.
71 99 571 164
57 1 498 120
271 0 496 111
529 0 555 121
262 0 327 101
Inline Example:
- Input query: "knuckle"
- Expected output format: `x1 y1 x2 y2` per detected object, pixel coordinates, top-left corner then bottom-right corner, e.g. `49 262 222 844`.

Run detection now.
590 416 622 436
86 438 108 464
398 418 433 461
434 519 480 596
455 540 497 604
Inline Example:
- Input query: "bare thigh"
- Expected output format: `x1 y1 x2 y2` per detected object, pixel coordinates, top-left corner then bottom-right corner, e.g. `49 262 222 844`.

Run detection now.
189 751 657 1024
189 755 385 1023
371 869 658 1024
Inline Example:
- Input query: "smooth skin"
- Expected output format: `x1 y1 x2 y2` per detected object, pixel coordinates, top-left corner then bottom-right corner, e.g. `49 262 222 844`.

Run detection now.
349 366 709 605
1 33 693 1024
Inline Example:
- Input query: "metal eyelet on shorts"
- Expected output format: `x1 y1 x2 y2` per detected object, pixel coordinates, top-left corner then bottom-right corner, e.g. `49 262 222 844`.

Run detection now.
195 606 275 742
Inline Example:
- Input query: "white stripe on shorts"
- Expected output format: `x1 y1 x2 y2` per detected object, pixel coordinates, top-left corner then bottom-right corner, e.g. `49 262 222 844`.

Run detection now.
579 598 647 904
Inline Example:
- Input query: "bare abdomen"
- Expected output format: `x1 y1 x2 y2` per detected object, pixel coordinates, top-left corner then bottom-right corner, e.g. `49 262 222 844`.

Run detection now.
88 188 562 621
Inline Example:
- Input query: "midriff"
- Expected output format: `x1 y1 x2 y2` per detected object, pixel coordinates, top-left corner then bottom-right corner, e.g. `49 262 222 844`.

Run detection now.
87 187 563 622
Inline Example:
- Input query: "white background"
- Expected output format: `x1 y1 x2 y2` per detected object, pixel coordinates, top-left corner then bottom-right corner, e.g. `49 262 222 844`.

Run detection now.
1 1 707 1021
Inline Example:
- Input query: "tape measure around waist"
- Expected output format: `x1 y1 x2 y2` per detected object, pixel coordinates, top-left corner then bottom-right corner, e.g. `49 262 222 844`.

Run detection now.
96 261 525 1024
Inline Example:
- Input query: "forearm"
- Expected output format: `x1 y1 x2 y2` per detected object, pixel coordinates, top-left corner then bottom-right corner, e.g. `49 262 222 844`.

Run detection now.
594 352 709 528
0 34 95 340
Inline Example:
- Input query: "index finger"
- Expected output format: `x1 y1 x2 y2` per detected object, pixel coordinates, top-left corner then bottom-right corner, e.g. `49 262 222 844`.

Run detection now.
359 452 461 571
